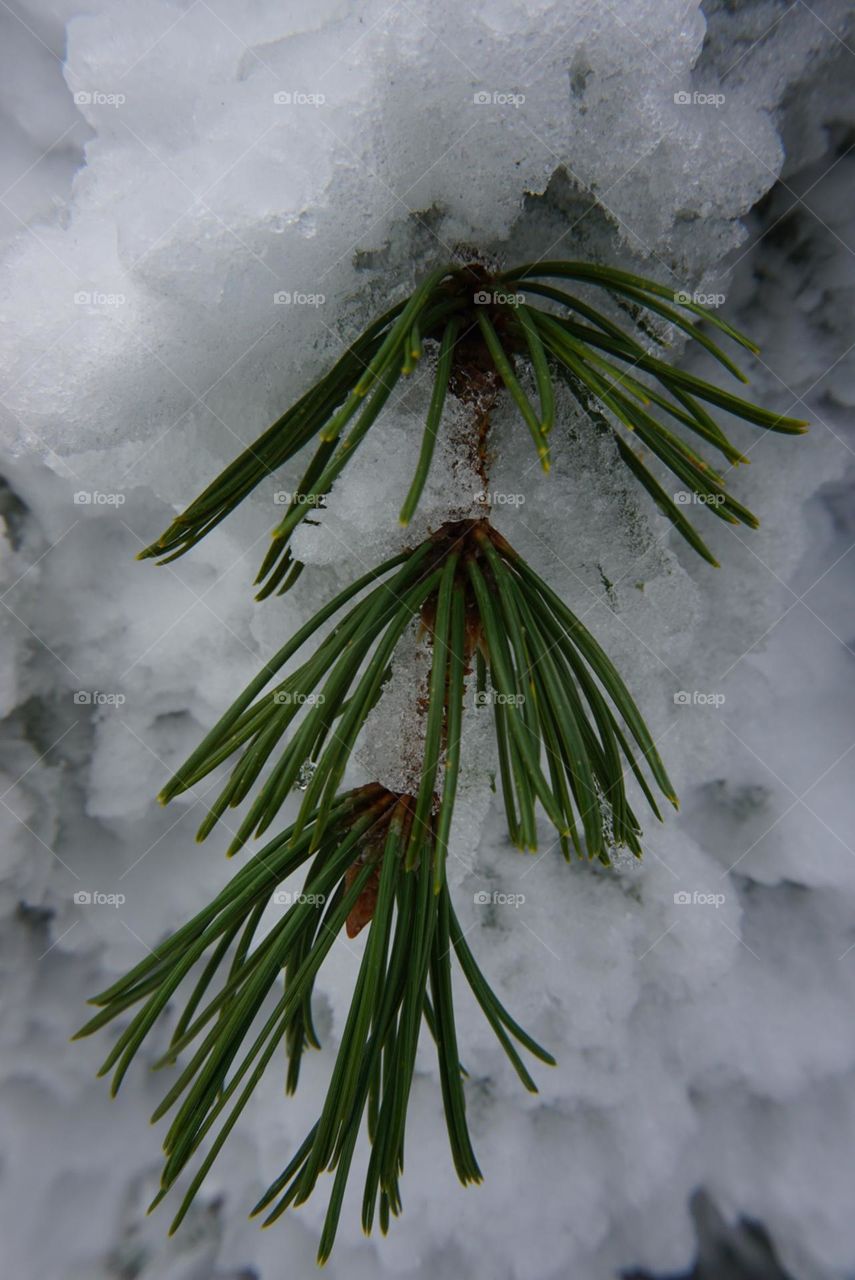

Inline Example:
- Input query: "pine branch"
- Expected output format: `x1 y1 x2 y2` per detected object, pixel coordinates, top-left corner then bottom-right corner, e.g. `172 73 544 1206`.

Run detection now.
137 259 806 594
157 519 674 865
75 803 555 1256
77 519 673 1254
79 253 807 1258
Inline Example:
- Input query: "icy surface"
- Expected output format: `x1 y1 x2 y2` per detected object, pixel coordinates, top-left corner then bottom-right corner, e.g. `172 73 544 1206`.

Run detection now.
1 2 855 1279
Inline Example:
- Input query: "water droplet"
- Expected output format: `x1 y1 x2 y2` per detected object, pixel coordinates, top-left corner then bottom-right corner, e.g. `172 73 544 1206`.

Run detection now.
293 760 317 792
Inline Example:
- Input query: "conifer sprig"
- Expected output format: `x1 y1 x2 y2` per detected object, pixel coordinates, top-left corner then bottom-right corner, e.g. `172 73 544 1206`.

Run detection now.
138 259 806 593
74 785 556 1261
81 251 806 1260
159 519 675 867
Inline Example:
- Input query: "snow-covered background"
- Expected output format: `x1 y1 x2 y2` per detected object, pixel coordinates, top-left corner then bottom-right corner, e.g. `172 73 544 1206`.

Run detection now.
1 2 854 1278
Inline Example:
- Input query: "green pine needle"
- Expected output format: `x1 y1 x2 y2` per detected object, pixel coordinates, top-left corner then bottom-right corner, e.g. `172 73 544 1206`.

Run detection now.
157 519 674 864
138 258 806 592
83 253 806 1259
75 786 553 1261
79 518 677 1254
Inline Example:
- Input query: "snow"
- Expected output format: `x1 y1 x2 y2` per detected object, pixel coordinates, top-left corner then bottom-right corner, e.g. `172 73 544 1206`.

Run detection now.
1 2 855 1278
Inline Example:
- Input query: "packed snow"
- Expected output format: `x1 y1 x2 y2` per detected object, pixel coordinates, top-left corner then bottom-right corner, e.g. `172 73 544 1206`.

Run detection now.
1 2 854 1278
